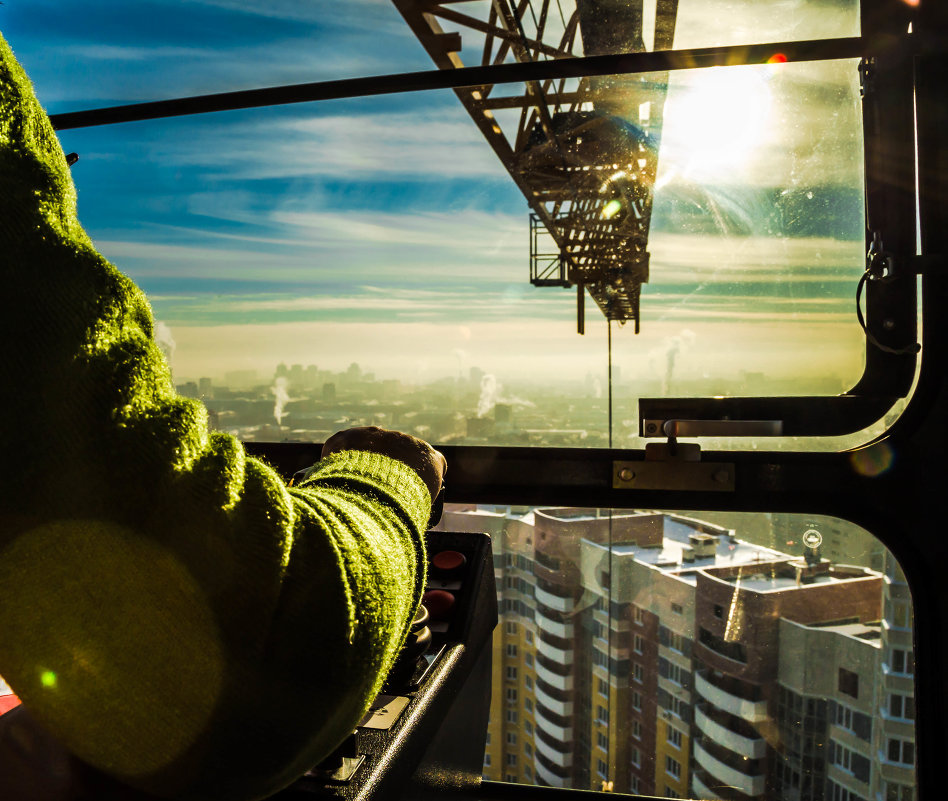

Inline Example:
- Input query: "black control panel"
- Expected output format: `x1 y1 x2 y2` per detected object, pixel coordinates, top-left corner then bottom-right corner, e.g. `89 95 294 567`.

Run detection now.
278 530 497 801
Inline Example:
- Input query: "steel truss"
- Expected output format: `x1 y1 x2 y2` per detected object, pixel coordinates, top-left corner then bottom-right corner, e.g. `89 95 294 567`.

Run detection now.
392 0 680 331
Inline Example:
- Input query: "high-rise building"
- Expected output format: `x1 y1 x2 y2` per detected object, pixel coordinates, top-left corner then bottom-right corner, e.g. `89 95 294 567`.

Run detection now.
438 505 912 801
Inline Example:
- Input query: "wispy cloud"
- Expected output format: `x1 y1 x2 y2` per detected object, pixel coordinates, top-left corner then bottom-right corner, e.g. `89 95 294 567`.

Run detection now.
148 108 502 181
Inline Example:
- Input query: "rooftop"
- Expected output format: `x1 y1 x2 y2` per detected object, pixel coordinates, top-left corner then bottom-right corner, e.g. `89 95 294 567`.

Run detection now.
585 515 790 585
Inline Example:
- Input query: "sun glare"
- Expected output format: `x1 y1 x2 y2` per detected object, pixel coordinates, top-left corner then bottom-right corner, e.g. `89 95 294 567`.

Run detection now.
659 65 774 183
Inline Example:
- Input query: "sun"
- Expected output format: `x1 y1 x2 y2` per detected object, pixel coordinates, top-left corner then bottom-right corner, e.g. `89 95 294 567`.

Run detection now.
658 64 774 183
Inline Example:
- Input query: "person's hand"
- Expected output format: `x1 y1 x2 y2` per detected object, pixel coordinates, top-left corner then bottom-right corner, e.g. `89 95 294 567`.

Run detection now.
322 426 446 502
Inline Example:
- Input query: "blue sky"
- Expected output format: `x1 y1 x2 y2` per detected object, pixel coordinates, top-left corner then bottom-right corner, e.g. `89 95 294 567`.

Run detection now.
2 0 869 391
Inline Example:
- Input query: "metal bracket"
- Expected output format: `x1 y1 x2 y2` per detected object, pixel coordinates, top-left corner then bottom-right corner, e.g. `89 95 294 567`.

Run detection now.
613 459 735 492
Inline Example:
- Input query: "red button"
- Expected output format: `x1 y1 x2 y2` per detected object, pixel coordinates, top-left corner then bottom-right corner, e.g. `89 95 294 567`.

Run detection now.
431 550 467 574
423 589 456 620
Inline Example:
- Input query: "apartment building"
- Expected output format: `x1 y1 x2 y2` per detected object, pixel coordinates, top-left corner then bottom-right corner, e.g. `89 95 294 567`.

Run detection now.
438 505 911 801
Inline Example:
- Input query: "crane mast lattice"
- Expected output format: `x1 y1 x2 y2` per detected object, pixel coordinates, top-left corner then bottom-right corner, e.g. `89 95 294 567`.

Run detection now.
392 0 680 332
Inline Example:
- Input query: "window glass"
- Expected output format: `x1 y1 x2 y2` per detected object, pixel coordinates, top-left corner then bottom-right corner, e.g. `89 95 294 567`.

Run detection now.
52 56 872 448
1 0 433 114
445 505 918 799
4 0 860 118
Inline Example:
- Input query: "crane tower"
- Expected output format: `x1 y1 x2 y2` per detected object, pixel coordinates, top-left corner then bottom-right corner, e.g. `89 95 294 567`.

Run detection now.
392 0 680 332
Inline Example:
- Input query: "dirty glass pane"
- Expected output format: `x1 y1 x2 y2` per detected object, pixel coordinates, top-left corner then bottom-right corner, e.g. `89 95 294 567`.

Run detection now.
50 56 868 448
439 505 916 800
3 0 859 118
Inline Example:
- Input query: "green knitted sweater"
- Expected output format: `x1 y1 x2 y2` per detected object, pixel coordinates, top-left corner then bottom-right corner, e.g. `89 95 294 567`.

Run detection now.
0 32 429 801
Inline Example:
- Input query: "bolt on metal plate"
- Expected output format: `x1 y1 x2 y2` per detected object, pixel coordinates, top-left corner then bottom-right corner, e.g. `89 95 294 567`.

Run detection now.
613 460 735 491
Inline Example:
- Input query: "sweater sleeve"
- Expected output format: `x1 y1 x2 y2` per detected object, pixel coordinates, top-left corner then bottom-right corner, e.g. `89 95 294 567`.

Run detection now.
0 31 428 801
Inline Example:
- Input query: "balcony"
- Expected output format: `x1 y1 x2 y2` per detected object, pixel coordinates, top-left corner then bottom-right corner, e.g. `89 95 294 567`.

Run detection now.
692 769 716 800
695 704 766 759
692 767 756 801
695 671 768 723
694 741 765 797
536 610 574 639
535 706 573 743
536 660 574 691
536 684 574 717
535 586 576 613
537 637 573 663
534 731 574 768
535 757 569 788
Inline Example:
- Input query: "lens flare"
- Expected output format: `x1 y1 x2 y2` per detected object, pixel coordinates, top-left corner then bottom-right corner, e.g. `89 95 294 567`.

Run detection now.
849 442 895 477
601 198 623 220
40 670 57 689
767 53 788 64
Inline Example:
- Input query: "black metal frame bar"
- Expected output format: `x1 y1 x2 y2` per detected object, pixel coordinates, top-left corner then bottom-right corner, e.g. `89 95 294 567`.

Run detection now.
49 35 878 130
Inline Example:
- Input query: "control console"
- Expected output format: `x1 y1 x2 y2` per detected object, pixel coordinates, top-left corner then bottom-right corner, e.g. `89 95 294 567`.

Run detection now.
278 530 497 801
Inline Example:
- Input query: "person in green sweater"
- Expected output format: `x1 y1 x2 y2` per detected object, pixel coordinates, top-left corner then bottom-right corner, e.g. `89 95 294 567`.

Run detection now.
0 30 446 801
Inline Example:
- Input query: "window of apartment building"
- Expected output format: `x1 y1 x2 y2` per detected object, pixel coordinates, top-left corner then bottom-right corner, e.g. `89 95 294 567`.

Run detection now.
596 705 609 725
507 732 517 745
506 666 518 681
713 604 724 619
505 773 517 782
665 788 681 799
506 754 518 767
669 696 686 719
524 720 533 735
598 678 609 697
633 634 644 653
889 693 916 721
665 661 685 686
505 622 518 635
835 703 854 730
886 782 915 801
671 603 683 616
596 759 608 778
506 644 518 658
484 754 491 767
668 631 683 653
525 677 533 691
838 668 859 699
597 731 608 751
667 725 682 749
630 746 641 768
832 742 855 773
630 775 640 794
665 755 681 779
891 648 914 675
888 738 915 765
634 606 646 625
829 779 867 801
632 691 642 711
633 662 644 683
524 653 534 667
506 710 518 723
506 688 518 703
632 719 642 740
886 599 911 629
525 631 534 645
